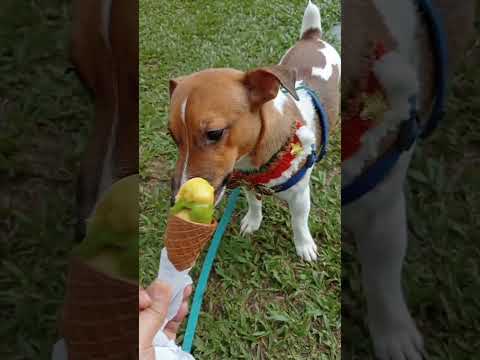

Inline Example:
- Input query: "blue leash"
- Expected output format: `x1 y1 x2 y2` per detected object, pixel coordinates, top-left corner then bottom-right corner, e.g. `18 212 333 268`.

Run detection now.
182 188 241 353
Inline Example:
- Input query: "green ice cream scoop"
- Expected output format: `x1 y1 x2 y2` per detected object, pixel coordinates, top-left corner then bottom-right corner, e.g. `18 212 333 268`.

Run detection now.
170 178 215 224
73 175 138 280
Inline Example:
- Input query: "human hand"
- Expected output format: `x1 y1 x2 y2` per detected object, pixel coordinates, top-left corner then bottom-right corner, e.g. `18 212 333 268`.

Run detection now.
139 281 192 359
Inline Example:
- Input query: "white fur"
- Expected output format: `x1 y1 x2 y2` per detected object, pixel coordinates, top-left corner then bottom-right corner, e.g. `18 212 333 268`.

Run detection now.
240 190 263 234
180 97 188 124
312 41 341 81
343 2 426 359
372 0 417 58
273 90 288 114
301 0 322 37
239 83 320 261
264 86 317 187
241 166 318 261
180 97 189 185
342 51 419 185
294 82 317 129
344 147 424 360
239 3 337 262
215 186 225 207
276 168 317 261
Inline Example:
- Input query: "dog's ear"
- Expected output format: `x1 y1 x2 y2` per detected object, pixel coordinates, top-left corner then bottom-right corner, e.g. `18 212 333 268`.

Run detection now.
169 76 186 99
244 65 299 107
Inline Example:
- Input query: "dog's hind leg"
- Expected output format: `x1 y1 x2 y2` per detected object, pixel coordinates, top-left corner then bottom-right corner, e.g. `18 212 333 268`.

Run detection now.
240 189 263 235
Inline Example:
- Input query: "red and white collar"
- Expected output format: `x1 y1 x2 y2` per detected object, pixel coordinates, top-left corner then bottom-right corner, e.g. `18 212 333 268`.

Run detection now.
229 120 316 193
342 42 389 163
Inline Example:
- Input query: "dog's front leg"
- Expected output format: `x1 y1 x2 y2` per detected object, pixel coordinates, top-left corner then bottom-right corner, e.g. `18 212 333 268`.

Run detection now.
240 189 263 234
355 190 424 359
284 183 318 261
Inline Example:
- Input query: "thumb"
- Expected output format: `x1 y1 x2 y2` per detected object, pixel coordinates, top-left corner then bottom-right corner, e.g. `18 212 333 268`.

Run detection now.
139 281 172 352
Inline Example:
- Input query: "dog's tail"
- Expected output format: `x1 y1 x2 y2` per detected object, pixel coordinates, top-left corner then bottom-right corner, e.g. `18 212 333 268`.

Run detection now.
300 0 322 40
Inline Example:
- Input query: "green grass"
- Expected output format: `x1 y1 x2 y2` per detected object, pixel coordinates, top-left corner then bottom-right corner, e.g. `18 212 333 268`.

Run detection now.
0 0 92 358
341 29 480 359
139 1 341 359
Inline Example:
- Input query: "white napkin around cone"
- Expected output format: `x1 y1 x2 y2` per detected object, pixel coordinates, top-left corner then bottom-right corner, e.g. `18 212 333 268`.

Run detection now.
153 247 195 358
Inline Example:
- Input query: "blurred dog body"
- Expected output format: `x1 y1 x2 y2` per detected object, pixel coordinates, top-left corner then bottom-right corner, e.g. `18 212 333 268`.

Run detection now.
342 0 476 358
71 0 138 240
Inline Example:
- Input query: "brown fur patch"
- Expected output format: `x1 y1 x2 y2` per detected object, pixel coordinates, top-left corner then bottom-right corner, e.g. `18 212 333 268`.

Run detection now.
281 34 341 153
169 69 266 192
302 28 322 41
244 65 299 104
250 99 302 167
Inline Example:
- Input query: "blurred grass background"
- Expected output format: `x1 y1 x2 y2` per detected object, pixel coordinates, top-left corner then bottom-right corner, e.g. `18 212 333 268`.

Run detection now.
0 0 92 358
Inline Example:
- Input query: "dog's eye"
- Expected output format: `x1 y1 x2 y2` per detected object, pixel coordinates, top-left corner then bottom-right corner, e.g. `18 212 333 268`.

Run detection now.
206 129 225 142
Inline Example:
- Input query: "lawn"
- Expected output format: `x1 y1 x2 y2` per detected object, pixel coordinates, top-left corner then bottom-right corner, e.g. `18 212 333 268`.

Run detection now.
0 0 92 358
139 1 341 359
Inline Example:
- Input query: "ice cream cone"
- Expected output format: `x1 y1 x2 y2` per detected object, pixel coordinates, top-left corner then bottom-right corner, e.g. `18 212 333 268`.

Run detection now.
164 214 217 271
60 257 137 360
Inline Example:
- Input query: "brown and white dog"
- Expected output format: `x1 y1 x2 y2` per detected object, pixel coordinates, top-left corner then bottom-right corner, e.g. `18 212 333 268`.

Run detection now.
342 0 476 358
71 0 139 240
168 1 340 261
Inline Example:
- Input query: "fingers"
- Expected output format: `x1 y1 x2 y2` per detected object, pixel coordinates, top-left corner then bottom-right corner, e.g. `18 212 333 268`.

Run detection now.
163 285 193 340
138 281 172 351
183 285 193 299
139 287 151 311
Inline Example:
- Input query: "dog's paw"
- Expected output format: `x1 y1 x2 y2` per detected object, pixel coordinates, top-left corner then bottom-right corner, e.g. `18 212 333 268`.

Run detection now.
371 319 425 360
295 240 318 262
240 211 262 235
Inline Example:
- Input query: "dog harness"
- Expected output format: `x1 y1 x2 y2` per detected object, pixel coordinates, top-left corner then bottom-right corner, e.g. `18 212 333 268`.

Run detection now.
341 0 448 206
228 84 329 195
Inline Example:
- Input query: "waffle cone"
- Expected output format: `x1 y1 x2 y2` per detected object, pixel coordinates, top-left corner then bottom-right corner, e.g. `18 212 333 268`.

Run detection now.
60 257 137 359
165 214 217 271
